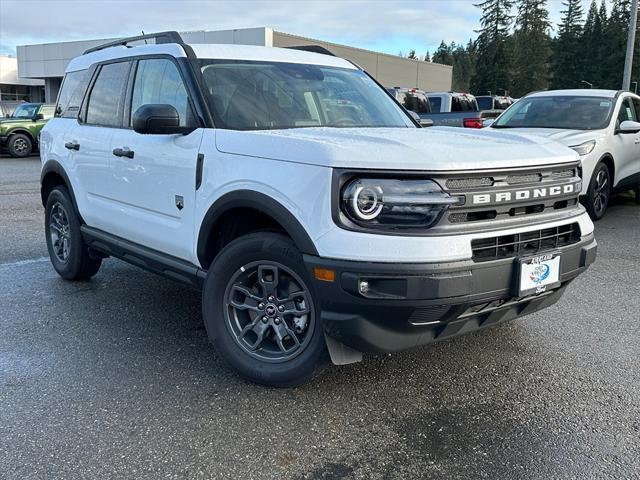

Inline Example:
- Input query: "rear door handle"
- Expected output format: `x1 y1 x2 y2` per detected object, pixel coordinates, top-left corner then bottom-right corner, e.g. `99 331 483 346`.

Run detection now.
112 147 134 159
64 141 80 150
635 138 640 144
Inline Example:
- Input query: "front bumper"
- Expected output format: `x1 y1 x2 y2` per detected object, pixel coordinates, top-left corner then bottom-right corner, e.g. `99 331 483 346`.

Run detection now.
304 233 596 354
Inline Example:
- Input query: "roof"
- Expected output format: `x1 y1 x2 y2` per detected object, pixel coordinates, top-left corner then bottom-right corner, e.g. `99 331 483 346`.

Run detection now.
65 42 356 73
526 89 621 98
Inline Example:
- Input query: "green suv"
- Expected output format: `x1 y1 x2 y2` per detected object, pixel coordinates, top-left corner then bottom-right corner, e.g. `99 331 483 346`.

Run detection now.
0 103 55 157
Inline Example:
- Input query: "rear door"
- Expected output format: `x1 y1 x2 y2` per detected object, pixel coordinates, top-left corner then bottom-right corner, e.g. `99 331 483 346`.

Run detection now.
107 57 203 262
612 95 640 187
68 60 132 228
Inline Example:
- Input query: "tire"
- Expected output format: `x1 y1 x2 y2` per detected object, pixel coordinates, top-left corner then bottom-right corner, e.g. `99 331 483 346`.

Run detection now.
584 162 611 221
203 233 328 387
44 186 102 280
635 186 640 206
7 133 33 158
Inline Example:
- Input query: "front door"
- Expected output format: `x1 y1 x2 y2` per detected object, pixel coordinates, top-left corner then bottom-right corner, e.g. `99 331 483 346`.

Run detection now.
612 96 640 186
106 57 204 262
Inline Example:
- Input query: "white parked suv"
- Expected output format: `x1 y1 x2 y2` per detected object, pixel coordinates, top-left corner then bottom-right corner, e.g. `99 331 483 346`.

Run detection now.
491 89 640 219
40 32 597 387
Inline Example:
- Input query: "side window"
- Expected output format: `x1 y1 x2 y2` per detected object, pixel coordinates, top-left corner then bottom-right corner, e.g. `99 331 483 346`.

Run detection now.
618 97 636 124
56 69 90 118
40 105 55 119
451 96 462 112
633 98 640 122
85 62 130 127
130 58 194 127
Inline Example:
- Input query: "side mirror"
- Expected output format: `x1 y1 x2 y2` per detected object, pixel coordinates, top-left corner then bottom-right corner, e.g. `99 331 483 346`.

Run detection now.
33 113 44 121
132 104 184 134
419 118 434 128
408 110 421 123
618 120 640 134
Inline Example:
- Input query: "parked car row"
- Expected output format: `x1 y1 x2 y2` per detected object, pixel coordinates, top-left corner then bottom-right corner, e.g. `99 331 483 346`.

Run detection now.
387 88 505 128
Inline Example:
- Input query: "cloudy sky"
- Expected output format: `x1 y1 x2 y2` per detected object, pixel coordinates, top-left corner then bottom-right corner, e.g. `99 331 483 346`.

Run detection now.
0 0 608 57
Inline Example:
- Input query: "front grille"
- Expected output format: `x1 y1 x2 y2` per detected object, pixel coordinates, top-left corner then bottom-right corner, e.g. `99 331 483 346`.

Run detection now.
446 177 494 189
471 223 581 261
506 173 542 184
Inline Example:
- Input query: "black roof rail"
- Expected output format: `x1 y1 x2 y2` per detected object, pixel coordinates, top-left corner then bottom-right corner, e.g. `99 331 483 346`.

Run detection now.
83 31 185 55
285 45 335 57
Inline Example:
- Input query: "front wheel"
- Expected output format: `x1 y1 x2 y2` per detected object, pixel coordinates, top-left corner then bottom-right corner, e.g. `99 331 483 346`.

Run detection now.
584 162 611 220
203 233 328 387
45 186 102 280
8 133 33 158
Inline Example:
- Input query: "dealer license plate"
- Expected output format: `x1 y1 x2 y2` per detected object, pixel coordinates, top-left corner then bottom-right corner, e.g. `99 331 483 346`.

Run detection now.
518 253 561 296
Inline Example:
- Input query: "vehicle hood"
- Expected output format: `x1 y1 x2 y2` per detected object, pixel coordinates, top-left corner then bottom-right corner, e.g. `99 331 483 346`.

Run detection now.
490 127 607 147
215 127 579 171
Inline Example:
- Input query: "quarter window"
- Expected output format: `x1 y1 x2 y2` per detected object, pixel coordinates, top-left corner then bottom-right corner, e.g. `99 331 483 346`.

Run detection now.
617 98 636 124
40 105 55 119
85 62 130 127
56 69 90 118
130 58 194 127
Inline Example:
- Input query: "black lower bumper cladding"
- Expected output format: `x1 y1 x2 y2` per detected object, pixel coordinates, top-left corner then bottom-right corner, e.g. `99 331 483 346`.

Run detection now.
304 234 597 353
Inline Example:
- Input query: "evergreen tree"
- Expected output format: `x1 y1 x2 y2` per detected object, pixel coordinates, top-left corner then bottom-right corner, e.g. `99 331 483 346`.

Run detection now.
424 50 431 62
451 43 475 91
581 0 606 87
408 49 417 59
603 0 631 88
550 0 584 89
471 0 515 95
512 0 551 96
432 41 454 65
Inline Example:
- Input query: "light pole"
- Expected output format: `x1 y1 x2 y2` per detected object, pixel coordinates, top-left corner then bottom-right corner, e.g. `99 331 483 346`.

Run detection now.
580 80 593 89
623 0 639 91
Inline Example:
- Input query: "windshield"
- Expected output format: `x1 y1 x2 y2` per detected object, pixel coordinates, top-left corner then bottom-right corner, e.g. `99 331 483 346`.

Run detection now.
493 95 614 130
199 60 414 130
11 104 39 119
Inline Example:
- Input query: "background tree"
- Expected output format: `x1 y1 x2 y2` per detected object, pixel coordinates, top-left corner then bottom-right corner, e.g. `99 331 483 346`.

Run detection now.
432 41 454 65
424 50 431 62
472 0 515 95
581 0 607 88
550 0 584 88
603 0 632 88
512 0 551 96
408 49 418 59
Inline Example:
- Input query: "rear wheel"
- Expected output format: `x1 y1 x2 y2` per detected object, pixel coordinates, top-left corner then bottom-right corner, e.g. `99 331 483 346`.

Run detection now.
203 233 328 387
584 162 611 220
45 186 102 280
8 133 33 158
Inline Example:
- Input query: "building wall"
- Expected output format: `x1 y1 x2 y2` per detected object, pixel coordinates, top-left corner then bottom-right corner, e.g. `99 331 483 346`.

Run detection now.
272 31 452 91
0 55 45 102
16 27 452 102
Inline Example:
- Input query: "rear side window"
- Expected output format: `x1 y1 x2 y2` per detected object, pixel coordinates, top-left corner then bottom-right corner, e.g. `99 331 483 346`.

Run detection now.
85 61 130 127
632 98 640 121
617 98 636 124
402 93 431 114
130 58 195 127
452 95 477 112
477 97 493 110
56 69 89 118
428 96 442 112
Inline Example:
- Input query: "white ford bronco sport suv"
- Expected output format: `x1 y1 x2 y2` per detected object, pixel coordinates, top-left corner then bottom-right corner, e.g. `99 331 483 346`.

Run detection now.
40 32 597 387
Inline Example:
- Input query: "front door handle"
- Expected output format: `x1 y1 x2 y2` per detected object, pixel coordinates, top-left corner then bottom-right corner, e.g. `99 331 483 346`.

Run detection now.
635 138 640 144
112 147 134 159
64 141 80 150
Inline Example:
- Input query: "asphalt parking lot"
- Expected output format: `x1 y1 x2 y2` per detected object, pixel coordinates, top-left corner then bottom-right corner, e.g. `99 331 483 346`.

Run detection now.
1 155 639 480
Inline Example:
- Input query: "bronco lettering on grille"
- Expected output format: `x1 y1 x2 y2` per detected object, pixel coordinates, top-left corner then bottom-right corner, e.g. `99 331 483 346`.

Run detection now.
471 182 580 205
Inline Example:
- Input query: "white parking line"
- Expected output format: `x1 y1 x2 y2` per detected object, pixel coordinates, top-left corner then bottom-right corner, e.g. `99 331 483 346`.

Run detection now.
0 257 49 268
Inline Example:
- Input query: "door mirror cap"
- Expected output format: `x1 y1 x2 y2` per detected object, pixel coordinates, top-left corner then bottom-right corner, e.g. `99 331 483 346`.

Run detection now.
33 113 44 121
132 104 185 134
618 120 640 134
419 118 434 128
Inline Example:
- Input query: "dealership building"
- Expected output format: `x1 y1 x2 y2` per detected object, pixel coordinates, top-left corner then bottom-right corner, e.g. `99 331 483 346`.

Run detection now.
0 55 44 103
16 27 453 103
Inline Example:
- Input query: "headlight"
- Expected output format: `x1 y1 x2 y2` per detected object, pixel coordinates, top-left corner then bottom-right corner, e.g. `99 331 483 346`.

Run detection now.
570 140 596 156
341 178 464 230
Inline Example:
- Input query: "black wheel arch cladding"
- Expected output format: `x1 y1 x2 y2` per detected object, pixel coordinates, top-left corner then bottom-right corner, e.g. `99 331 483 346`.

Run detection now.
197 190 319 268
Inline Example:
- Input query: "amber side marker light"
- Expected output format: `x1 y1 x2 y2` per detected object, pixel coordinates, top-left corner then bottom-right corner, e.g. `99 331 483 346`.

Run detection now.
314 267 336 282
